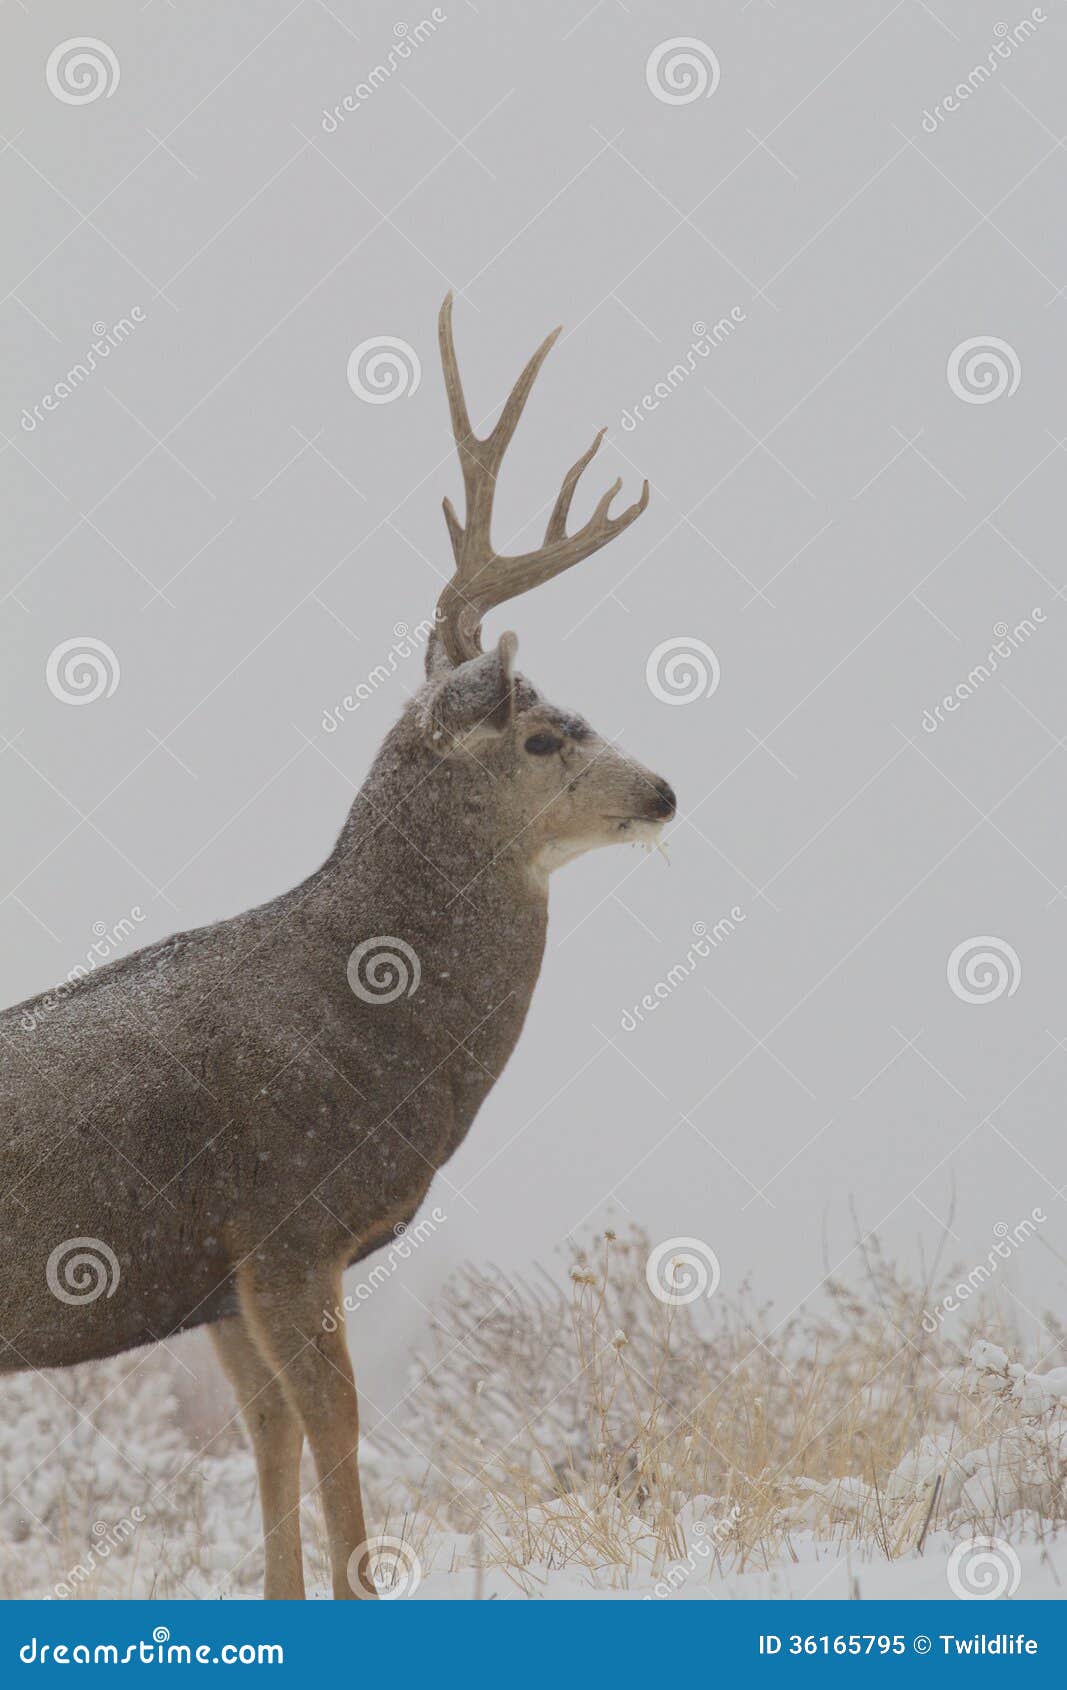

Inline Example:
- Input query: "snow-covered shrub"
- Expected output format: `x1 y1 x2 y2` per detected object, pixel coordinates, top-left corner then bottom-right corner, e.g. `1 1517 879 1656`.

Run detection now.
380 1227 1067 1578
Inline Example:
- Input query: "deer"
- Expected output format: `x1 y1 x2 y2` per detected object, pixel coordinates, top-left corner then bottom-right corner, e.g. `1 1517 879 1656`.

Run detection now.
0 295 676 1600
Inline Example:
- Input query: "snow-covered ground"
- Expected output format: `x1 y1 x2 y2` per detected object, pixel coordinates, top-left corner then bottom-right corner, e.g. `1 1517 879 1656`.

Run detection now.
407 1532 1066 1600
1 1243 1064 1603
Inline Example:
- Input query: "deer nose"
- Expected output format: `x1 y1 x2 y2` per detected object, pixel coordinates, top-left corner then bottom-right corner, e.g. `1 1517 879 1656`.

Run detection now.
649 778 677 819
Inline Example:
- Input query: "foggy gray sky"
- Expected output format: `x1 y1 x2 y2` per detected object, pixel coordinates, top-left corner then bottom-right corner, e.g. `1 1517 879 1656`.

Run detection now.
3 1 1066 1405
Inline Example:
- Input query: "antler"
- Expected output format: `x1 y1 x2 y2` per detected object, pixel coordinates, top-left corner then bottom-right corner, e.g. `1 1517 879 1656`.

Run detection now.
435 292 650 667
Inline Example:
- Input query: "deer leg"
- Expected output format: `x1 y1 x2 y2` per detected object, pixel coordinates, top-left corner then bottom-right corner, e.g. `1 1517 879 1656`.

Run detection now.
235 1262 373 1600
210 1316 306 1600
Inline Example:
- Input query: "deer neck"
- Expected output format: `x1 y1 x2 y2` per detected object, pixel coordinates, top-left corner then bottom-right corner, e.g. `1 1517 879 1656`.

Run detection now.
306 717 549 1038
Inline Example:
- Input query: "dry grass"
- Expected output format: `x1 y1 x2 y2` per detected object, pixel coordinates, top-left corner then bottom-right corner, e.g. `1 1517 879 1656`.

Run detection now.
1 1226 1063 1597
376 1226 1067 1585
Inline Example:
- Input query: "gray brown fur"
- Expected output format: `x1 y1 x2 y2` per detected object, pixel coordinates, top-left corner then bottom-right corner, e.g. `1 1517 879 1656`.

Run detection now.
0 299 675 1599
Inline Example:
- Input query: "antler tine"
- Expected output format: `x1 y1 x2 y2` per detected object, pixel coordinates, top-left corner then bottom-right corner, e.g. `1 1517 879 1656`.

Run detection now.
488 473 650 607
485 323 562 467
441 493 464 565
545 428 607 544
438 291 560 490
438 292 474 461
435 294 650 668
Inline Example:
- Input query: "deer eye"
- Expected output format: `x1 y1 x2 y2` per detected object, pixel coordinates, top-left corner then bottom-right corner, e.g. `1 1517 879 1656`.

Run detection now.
524 731 562 756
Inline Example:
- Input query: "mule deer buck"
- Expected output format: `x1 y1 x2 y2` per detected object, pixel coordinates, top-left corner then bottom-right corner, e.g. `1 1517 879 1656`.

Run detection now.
0 295 676 1599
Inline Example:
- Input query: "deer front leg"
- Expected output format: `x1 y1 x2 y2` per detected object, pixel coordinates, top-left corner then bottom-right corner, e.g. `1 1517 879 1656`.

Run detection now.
236 1259 373 1600
210 1315 306 1600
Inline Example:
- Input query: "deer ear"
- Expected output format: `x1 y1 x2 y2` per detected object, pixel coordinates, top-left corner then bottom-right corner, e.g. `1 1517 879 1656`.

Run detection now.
420 631 518 746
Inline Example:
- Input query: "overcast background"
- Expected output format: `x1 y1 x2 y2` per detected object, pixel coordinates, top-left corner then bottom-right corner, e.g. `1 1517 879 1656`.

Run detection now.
2 0 1066 1409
